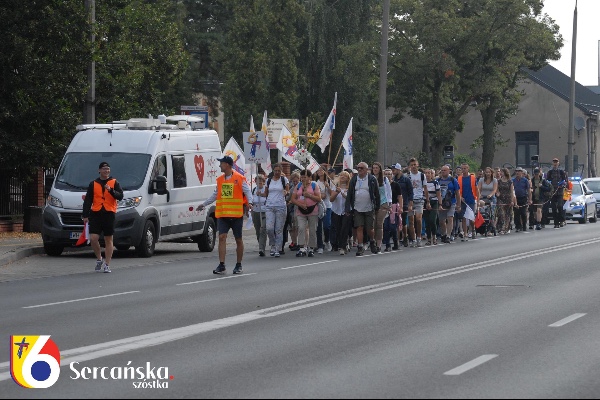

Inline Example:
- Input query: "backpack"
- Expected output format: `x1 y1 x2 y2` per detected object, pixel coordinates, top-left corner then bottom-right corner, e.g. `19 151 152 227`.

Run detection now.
441 178 457 210
267 176 287 189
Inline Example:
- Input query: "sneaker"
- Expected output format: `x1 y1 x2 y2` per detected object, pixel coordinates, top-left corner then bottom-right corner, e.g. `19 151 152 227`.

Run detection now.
296 249 306 257
274 251 280 258
417 240 423 248
317 248 324 254
233 263 243 274
289 242 296 250
339 249 345 256
392 245 399 251
270 246 276 257
403 238 409 248
370 241 378 254
467 232 473 239
308 249 315 257
259 251 265 257
529 226 534 230
384 246 391 252
103 264 111 273
95 259 105 272
536 225 542 231
325 242 332 252
213 263 226 275
356 246 364 256
280 249 285 255
450 236 455 242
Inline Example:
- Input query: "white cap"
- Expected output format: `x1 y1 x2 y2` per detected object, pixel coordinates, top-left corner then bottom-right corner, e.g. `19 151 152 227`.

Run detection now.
392 163 402 170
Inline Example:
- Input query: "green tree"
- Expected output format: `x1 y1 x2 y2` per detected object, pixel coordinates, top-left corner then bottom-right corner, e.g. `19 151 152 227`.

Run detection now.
94 0 189 122
387 0 562 167
0 0 91 179
298 0 379 164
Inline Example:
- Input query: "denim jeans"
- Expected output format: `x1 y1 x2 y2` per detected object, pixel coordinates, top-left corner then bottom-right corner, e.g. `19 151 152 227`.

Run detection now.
383 216 398 247
316 208 332 249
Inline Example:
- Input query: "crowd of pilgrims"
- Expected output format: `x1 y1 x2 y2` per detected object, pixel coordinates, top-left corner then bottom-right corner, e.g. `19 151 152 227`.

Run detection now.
250 158 570 258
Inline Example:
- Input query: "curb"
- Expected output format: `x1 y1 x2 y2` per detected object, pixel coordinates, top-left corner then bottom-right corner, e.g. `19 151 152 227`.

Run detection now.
0 247 46 267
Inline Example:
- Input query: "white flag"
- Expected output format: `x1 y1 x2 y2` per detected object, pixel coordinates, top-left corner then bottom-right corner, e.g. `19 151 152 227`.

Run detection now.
277 124 303 169
250 115 256 133
316 93 337 153
260 111 272 175
306 156 321 175
342 118 353 170
223 137 250 182
464 204 475 222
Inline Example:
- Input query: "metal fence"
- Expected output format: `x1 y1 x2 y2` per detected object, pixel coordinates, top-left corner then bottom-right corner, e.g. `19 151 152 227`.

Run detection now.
0 168 57 217
0 173 25 217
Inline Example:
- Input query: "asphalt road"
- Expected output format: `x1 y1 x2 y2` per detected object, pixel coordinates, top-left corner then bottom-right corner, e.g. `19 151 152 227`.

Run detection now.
1 223 600 398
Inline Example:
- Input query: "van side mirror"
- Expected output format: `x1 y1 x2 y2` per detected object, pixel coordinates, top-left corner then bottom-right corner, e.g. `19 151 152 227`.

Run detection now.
150 175 170 201
586 190 594 196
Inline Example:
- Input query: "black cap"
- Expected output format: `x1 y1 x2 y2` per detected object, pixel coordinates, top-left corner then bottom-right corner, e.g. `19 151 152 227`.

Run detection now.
99 162 110 169
217 156 234 166
327 167 335 173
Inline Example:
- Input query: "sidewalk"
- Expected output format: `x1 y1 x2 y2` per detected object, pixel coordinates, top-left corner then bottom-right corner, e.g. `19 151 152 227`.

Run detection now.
0 228 261 269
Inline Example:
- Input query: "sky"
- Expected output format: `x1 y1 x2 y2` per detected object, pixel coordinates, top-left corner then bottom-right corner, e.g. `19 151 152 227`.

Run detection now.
543 0 600 87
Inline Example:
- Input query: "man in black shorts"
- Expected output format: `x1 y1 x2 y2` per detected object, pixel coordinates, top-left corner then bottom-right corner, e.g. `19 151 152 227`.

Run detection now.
82 162 124 273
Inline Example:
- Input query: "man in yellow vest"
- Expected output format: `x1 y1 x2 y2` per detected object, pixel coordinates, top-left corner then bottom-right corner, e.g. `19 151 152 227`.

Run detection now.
82 161 124 273
197 156 253 275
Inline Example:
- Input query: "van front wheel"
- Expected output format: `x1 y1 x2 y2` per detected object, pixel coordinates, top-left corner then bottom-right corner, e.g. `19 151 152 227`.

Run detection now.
198 217 216 252
44 244 64 257
136 220 156 258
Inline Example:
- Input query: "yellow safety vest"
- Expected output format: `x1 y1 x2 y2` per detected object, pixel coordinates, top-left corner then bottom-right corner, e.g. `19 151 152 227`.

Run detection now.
215 171 245 218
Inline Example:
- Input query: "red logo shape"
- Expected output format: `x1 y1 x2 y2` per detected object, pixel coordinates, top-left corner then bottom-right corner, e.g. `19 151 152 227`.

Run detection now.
194 155 205 184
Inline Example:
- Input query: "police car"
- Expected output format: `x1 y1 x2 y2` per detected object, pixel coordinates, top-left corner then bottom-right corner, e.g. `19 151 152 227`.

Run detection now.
560 177 598 224
583 177 600 214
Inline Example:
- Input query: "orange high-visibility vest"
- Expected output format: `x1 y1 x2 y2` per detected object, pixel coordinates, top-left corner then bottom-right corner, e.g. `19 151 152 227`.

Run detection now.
91 179 117 213
458 174 478 201
563 181 573 201
215 171 245 218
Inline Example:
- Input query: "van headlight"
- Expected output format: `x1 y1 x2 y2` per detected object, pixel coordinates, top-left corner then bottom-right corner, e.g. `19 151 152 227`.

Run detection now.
47 195 63 208
570 200 583 207
118 197 143 209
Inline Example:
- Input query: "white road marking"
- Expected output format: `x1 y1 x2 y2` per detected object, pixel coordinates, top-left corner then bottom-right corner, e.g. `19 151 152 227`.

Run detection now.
177 273 257 286
22 291 140 309
1 238 598 382
280 260 338 270
549 313 587 327
444 355 498 376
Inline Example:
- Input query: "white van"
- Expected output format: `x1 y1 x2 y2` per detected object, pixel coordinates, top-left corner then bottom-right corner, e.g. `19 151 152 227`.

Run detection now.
42 116 221 257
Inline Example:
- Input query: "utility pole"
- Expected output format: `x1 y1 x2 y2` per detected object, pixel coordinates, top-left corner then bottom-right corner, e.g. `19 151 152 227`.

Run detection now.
377 0 391 165
567 0 578 174
84 0 96 124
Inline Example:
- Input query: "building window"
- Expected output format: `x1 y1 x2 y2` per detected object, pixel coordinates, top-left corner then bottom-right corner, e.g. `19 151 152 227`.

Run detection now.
515 132 539 168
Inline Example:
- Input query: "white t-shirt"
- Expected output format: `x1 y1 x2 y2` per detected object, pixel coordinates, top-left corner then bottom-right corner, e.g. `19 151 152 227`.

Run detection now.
317 180 332 208
354 176 373 212
265 178 286 208
330 183 347 215
410 172 426 200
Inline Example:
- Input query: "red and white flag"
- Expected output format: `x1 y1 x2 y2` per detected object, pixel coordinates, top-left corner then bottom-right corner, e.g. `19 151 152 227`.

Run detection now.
75 222 90 246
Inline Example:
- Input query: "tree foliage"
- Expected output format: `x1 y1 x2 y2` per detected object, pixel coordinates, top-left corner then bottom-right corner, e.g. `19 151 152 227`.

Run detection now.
387 0 562 167
95 0 189 122
0 0 91 178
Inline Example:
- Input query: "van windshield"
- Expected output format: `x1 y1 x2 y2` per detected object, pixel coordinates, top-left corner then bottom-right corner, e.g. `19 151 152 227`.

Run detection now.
55 153 151 191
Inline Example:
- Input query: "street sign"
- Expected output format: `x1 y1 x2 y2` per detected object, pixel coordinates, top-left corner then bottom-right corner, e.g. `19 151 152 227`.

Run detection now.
267 119 299 150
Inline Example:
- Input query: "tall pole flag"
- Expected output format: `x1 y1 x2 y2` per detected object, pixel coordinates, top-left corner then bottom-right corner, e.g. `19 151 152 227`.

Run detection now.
260 111 272 175
342 118 354 170
316 93 337 153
